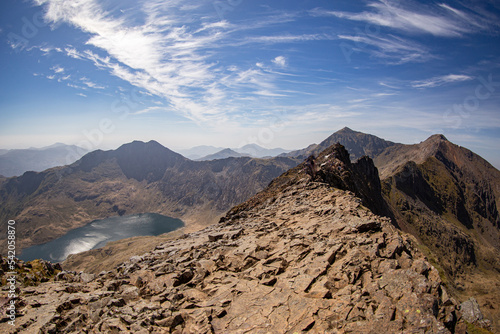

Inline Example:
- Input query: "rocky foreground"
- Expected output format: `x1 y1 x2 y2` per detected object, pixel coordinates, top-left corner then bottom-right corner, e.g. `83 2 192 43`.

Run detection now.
1 145 493 333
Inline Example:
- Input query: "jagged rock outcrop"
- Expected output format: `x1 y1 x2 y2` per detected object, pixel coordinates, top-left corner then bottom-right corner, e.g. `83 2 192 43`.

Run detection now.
234 144 388 220
1 145 484 333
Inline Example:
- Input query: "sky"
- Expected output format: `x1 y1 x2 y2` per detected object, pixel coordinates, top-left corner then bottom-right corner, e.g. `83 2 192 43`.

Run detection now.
1 0 499 167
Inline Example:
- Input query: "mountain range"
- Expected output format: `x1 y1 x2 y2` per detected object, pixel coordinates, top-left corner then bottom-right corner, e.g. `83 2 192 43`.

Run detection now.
0 143 289 178
0 141 494 333
198 148 248 161
0 128 499 331
179 143 289 160
0 143 90 177
0 140 299 253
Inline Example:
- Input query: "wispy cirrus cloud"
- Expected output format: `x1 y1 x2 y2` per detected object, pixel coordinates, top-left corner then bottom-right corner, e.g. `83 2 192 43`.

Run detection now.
129 106 166 115
312 0 499 37
80 77 106 90
50 65 65 73
338 34 431 64
242 34 333 45
411 74 473 88
32 0 298 125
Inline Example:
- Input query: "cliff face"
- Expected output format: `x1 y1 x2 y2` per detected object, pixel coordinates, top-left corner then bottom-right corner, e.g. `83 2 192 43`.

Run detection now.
0 148 475 333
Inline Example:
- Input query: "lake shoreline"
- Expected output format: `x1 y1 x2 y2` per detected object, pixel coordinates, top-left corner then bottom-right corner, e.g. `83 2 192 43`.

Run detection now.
19 213 184 263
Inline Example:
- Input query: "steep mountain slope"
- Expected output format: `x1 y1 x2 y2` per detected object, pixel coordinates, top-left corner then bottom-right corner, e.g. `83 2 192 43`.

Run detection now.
0 140 298 253
283 127 396 161
380 135 500 330
1 144 483 333
0 143 90 177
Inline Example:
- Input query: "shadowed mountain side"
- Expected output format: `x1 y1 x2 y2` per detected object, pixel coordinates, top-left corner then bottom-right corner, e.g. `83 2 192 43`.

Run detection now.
0 140 299 253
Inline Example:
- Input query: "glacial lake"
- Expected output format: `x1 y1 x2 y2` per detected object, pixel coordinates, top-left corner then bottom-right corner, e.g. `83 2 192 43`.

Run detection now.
20 213 184 263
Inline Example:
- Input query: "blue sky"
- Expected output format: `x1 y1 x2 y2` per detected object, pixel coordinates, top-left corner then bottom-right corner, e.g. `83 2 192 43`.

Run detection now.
1 0 499 167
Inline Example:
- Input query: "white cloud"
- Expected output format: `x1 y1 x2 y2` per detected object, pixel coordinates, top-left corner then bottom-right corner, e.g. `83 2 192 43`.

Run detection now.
411 74 473 88
129 106 166 115
51 65 65 73
312 0 499 37
34 0 289 125
272 56 287 68
239 34 334 46
58 74 71 82
80 77 106 89
255 90 287 97
338 34 431 64
77 93 87 97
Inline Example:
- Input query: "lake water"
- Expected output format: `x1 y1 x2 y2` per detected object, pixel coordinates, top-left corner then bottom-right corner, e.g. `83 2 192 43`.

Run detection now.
20 213 184 263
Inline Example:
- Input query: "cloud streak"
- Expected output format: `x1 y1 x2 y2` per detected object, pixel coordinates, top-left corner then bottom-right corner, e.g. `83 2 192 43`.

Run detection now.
338 34 431 64
411 74 473 88
312 0 499 37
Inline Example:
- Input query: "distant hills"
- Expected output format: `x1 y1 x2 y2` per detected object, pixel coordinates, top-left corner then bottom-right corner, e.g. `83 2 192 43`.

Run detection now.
177 145 225 160
179 143 289 160
199 148 248 160
0 143 90 177
0 142 289 177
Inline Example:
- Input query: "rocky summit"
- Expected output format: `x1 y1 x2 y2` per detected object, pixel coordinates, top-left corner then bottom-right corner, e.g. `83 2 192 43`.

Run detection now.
1 144 490 334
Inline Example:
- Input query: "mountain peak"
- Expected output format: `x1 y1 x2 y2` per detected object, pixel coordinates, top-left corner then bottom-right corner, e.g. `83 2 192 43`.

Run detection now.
122 140 163 148
240 143 262 150
337 126 356 133
198 148 247 160
425 134 448 142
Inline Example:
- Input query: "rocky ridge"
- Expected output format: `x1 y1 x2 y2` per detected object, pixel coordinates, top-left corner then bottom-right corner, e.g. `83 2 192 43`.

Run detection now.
284 129 500 331
1 145 492 333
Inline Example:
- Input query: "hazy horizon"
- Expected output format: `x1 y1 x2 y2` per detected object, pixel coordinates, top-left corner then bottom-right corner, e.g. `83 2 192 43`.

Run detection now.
1 128 500 170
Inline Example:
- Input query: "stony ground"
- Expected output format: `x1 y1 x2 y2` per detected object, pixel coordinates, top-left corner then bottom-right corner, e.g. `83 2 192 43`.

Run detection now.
1 178 483 333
